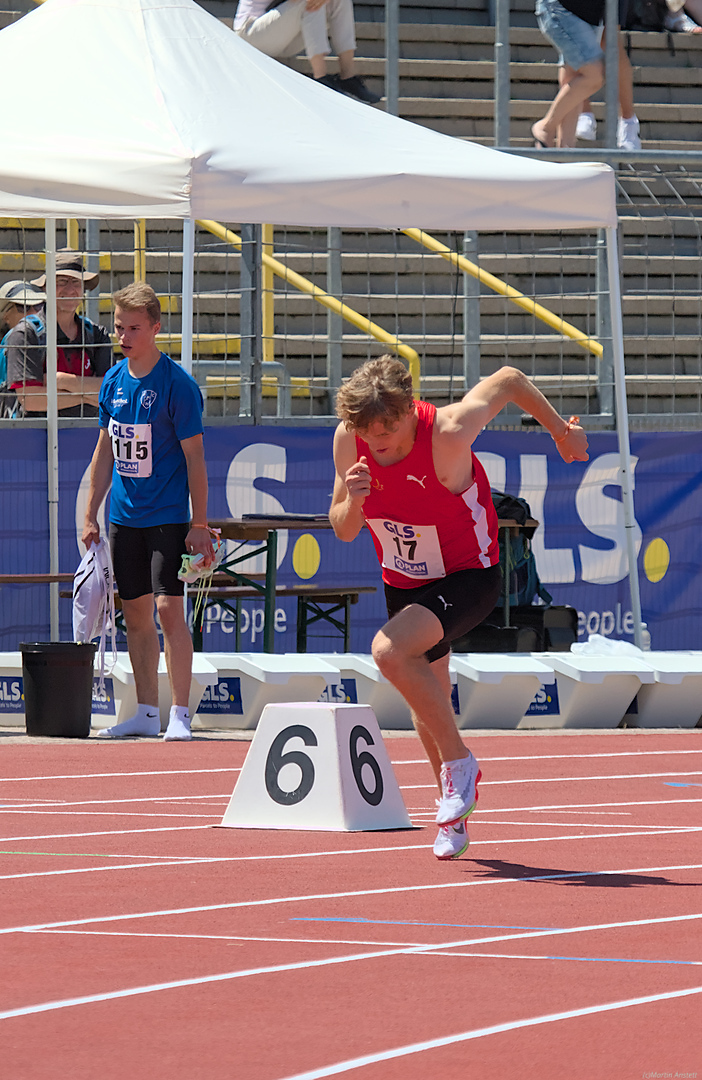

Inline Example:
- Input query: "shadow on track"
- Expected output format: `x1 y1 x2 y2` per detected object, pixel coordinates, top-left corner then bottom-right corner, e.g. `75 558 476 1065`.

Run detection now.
467 858 701 888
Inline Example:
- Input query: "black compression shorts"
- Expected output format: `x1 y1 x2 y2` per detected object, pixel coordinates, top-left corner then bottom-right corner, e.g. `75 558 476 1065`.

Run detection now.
384 563 502 663
109 522 189 601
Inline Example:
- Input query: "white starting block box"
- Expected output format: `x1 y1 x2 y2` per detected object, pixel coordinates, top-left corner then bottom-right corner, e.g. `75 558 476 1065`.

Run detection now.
0 652 25 726
451 653 555 729
219 701 412 831
90 653 217 732
194 653 341 730
630 652 702 728
522 652 655 729
314 653 413 729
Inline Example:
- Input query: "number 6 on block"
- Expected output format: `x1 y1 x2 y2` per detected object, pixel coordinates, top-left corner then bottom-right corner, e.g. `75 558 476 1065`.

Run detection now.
218 702 413 832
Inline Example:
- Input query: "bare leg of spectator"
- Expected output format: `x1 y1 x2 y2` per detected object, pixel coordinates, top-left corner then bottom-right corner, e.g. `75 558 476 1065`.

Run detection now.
532 59 604 148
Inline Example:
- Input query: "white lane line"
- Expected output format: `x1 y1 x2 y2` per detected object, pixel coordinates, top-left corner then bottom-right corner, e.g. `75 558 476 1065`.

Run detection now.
0 811 217 819
31 929 426 948
4 913 702 1024
0 794 231 810
275 985 702 1080
424 950 702 966
401 771 702 790
0 768 241 784
392 749 702 764
2 863 701 937
0 825 213 844
481 798 702 813
2 828 702 884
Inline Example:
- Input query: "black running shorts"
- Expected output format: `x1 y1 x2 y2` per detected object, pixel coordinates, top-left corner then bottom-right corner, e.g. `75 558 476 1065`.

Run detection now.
384 563 502 663
109 522 189 601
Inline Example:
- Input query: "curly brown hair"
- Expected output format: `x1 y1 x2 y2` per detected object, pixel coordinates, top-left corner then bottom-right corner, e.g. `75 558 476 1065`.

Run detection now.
335 355 414 430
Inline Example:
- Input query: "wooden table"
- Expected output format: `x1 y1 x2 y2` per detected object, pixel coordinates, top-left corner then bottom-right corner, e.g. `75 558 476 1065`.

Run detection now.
208 515 336 652
208 514 539 651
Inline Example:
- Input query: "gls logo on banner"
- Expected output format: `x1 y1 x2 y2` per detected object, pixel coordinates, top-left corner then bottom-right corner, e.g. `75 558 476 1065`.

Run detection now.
0 677 23 712
198 678 243 715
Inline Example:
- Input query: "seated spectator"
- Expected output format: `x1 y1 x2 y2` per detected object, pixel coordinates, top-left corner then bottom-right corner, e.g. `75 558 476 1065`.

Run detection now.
0 280 45 417
233 0 380 103
576 31 641 149
5 250 113 418
664 0 702 31
532 0 606 148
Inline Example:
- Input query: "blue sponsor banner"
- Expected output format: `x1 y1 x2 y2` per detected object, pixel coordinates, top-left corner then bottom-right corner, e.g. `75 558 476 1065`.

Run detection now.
1 425 701 652
524 681 560 717
197 677 244 715
0 675 24 712
318 678 359 705
91 677 116 716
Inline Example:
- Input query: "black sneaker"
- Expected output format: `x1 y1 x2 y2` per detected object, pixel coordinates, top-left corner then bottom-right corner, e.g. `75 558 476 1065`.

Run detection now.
337 75 381 104
314 73 345 94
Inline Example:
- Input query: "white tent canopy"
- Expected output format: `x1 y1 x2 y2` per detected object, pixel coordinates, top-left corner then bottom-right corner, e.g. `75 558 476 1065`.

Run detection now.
0 0 617 229
0 0 640 646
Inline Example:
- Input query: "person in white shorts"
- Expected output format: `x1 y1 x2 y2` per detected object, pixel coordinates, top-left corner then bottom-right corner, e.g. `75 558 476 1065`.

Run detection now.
234 0 380 103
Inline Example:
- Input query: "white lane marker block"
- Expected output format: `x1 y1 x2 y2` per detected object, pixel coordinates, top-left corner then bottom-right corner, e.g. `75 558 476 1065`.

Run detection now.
219 702 413 832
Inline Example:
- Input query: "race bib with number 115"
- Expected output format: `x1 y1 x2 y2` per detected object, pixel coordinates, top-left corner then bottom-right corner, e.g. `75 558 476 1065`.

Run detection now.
108 418 152 478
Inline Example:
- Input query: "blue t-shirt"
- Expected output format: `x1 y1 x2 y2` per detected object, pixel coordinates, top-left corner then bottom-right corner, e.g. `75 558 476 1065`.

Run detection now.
99 353 204 528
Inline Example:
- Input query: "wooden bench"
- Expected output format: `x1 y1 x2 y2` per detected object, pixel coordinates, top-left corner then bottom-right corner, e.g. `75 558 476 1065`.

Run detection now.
58 576 375 654
192 583 377 653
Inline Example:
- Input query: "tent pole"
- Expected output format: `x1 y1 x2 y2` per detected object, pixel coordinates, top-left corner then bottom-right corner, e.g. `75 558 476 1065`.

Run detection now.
45 220 59 640
605 224 643 647
181 218 195 375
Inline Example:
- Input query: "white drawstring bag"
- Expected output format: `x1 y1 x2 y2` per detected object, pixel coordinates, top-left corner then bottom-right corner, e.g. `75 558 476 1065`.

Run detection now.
73 538 116 689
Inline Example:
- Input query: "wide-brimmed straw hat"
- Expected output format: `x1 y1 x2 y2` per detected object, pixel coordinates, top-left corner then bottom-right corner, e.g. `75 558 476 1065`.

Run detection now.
31 249 99 291
0 279 46 315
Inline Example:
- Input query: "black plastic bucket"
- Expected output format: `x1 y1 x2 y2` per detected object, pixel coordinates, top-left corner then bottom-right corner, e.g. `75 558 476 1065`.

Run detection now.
20 642 97 738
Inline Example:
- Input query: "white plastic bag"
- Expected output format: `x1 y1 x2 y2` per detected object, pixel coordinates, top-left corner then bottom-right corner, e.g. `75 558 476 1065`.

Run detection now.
571 633 644 657
73 538 116 687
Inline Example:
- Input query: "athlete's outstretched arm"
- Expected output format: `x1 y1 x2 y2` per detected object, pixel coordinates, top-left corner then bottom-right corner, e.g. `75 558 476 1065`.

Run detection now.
329 423 370 542
445 367 589 462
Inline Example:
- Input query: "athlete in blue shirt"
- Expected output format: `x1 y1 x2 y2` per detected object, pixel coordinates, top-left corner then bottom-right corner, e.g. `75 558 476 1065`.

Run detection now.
82 282 214 741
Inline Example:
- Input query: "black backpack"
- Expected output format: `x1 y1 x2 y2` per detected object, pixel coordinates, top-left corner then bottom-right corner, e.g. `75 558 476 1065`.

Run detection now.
491 491 552 608
623 0 668 30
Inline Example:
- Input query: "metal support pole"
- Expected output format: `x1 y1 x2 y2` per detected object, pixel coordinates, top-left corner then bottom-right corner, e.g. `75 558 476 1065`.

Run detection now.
493 0 511 147
239 224 262 423
45 221 59 640
462 231 481 389
385 0 399 116
85 220 100 327
595 228 614 417
604 0 619 149
326 227 343 407
181 218 195 375
605 225 643 647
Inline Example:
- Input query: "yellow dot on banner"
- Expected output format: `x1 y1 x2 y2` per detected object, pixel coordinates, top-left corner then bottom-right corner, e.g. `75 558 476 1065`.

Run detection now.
293 534 321 580
644 538 670 583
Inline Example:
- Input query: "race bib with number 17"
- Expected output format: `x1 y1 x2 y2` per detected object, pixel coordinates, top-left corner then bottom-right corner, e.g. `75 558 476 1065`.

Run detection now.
108 418 152 478
366 518 446 580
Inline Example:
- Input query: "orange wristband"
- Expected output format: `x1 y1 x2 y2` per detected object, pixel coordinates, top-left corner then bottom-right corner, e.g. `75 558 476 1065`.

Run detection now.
554 416 580 444
190 523 209 529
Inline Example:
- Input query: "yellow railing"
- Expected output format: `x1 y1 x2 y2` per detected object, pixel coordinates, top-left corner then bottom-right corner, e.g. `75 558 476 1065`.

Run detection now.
134 219 147 283
197 219 421 391
402 228 603 359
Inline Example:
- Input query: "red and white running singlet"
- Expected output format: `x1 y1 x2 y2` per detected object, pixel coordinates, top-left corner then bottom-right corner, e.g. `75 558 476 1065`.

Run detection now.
356 401 499 588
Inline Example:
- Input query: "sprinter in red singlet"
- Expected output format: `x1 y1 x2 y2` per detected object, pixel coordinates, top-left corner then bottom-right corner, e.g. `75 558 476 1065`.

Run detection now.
330 356 588 860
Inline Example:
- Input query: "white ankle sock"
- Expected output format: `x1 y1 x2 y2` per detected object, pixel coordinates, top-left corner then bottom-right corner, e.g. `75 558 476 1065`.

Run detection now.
163 705 192 741
98 704 160 738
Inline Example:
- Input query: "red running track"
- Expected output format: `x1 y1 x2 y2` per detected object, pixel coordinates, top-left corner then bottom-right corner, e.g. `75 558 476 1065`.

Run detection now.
0 728 701 1080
